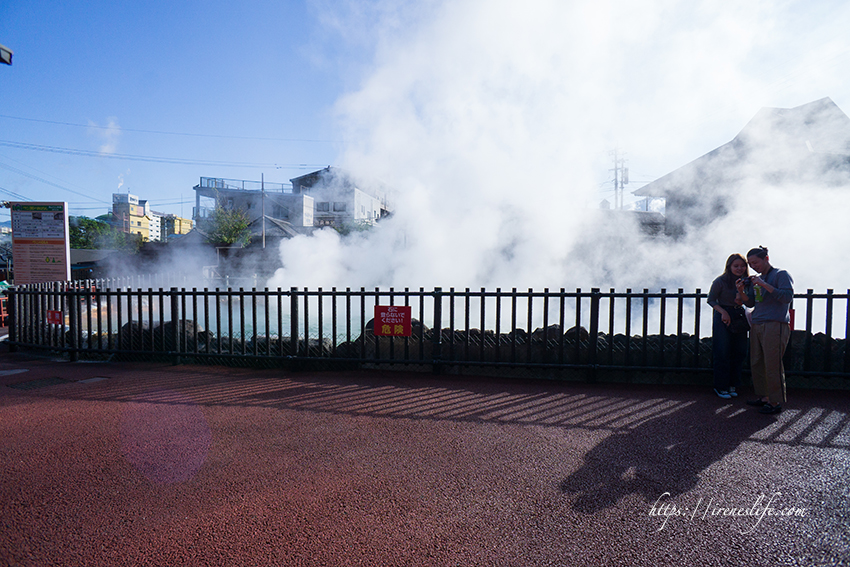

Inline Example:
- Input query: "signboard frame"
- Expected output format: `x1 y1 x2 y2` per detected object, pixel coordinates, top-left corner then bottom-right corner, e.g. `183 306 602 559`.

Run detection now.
10 201 71 284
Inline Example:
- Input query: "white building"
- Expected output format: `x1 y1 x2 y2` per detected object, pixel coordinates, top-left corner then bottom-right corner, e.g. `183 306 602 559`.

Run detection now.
192 177 314 231
290 167 392 228
147 208 162 242
112 193 165 241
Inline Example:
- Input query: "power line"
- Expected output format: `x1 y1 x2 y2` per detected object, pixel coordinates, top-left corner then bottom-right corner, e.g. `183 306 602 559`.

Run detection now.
0 161 108 202
0 140 326 170
0 113 343 144
0 184 32 201
0 153 99 197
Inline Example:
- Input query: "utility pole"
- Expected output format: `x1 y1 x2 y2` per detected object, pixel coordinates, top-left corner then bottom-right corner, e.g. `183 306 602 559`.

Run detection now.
609 149 629 209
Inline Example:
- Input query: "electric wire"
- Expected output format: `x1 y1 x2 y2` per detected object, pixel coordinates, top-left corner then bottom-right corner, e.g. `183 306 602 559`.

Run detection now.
0 161 108 203
0 185 32 201
0 113 342 144
0 140 326 170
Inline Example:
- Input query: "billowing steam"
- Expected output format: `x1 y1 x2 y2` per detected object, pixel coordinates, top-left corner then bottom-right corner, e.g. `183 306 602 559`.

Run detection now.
267 0 850 294
88 117 122 156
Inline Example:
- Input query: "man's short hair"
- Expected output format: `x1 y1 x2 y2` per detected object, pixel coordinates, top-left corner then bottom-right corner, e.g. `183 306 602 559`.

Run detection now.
747 246 768 259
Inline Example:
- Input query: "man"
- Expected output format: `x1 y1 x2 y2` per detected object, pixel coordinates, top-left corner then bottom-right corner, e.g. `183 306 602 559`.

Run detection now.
737 246 794 414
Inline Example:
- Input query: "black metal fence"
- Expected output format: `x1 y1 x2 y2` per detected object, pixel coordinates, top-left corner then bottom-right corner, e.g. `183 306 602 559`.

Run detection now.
6 278 850 386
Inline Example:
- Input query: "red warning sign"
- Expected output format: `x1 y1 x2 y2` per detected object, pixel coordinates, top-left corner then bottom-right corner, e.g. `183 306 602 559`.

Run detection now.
46 310 63 325
373 305 412 337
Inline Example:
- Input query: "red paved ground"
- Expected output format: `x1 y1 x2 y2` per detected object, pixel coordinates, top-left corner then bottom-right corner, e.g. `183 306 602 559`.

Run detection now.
1 348 848 566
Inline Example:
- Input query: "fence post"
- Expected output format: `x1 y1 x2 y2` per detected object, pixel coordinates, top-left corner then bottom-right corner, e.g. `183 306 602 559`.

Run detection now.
588 288 600 382
804 289 813 371
824 289 834 372
68 289 78 362
290 288 299 363
170 287 180 365
432 287 443 374
7 288 16 353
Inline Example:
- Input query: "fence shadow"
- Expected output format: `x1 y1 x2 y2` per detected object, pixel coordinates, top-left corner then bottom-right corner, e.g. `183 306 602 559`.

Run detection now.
5 358 848 436
4 357 850 516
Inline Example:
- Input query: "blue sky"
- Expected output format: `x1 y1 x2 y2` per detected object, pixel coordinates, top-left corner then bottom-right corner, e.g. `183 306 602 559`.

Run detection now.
0 0 358 220
2 0 850 235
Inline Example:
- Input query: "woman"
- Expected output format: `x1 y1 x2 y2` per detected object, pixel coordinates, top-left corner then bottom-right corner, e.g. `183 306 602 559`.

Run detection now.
707 253 750 399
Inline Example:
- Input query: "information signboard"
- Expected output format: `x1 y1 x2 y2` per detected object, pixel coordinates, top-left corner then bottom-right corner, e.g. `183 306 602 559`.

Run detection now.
373 305 412 337
10 202 71 284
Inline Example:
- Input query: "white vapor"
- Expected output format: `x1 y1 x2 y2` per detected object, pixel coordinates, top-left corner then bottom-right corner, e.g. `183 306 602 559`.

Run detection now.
88 117 122 155
269 0 850 293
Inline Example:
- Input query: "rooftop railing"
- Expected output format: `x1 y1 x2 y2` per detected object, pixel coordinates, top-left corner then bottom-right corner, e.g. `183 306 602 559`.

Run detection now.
196 177 293 193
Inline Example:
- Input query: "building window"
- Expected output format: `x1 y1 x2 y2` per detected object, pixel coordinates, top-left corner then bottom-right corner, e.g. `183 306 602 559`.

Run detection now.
316 202 330 212
361 205 366 214
333 202 346 212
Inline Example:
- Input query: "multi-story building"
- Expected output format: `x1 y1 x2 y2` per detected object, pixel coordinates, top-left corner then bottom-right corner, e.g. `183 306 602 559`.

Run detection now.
192 168 392 234
113 193 192 242
148 210 162 242
290 167 391 228
192 177 315 231
112 193 150 241
161 214 193 240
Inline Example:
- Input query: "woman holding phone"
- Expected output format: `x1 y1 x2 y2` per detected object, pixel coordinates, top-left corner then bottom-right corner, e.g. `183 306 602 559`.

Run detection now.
707 253 751 399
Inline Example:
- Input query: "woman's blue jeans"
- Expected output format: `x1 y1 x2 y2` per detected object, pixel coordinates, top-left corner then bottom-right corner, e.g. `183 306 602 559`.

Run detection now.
712 309 749 391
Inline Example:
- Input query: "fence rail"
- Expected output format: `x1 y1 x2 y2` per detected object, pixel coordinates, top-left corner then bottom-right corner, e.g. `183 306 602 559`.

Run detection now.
6 280 850 385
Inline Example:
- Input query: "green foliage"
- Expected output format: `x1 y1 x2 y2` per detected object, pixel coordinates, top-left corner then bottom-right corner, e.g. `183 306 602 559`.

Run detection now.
68 216 145 253
110 231 145 254
334 220 374 237
200 207 252 247
69 216 112 249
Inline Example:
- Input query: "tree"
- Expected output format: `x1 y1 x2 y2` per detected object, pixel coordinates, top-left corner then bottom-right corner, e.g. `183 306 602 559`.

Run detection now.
69 216 115 249
108 231 145 254
200 207 252 247
68 216 144 253
334 220 375 237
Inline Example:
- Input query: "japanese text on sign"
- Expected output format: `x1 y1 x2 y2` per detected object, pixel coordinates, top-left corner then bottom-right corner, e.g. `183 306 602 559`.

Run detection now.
373 305 412 337
10 202 71 284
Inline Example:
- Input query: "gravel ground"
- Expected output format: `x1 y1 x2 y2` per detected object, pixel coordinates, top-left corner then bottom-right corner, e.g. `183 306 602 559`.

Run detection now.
1 349 848 566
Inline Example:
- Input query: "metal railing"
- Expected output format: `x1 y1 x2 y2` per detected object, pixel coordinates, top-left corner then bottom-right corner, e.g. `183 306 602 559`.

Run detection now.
6 281 850 384
196 177 293 193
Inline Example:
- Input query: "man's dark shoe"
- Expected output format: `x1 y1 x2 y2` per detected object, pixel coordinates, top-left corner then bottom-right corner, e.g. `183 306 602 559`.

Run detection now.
746 399 768 406
758 404 782 414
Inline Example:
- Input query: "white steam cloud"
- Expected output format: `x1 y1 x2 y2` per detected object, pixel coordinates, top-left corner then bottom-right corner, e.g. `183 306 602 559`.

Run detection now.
268 0 850 293
88 117 122 155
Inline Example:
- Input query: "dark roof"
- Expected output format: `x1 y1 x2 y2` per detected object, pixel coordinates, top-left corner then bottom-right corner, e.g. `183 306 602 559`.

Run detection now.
167 228 209 247
289 166 339 189
634 97 850 198
248 216 302 238
70 249 119 265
